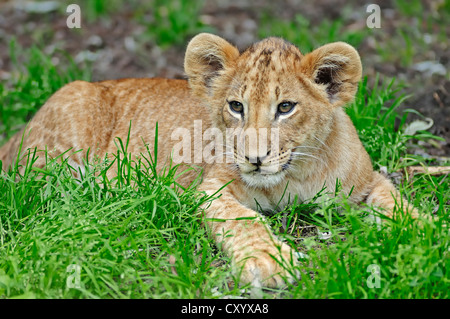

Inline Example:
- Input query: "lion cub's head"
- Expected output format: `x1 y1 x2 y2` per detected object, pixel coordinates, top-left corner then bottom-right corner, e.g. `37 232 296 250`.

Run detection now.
184 33 362 188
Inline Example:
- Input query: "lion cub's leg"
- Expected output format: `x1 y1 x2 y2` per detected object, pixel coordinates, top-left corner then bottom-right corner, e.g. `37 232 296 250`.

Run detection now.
365 172 418 219
200 173 297 288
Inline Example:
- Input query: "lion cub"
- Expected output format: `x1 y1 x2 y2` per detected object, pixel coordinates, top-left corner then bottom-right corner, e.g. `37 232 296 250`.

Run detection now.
0 34 416 287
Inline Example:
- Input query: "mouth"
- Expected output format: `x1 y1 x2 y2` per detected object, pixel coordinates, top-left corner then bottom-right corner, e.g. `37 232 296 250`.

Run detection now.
247 155 292 175
233 151 293 187
240 169 287 188
237 160 290 188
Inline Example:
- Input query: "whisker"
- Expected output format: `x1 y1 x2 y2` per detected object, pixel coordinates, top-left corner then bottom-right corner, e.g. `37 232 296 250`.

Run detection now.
313 136 332 151
292 145 322 151
291 151 328 169
291 152 321 161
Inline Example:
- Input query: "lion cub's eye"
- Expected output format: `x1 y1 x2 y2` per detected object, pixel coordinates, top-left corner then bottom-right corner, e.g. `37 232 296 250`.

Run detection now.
228 100 244 114
277 101 297 114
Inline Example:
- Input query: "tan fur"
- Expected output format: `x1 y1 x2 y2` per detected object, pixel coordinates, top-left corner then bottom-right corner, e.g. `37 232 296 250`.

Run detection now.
0 34 417 287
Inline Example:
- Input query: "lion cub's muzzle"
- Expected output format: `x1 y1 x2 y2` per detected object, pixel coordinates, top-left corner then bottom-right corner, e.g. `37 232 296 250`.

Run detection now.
234 148 291 188
227 127 291 183
235 147 291 175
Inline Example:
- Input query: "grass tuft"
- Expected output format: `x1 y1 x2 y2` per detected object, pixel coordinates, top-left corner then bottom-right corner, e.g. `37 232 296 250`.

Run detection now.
0 131 234 298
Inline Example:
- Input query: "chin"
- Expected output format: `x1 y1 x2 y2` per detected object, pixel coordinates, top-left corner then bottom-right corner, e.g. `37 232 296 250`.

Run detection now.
240 170 287 189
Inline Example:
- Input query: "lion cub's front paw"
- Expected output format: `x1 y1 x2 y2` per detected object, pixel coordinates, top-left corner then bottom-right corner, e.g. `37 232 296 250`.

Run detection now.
235 242 299 288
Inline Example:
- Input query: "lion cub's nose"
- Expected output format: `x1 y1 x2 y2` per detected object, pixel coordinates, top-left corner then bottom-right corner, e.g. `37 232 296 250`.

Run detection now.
246 156 263 167
246 150 271 167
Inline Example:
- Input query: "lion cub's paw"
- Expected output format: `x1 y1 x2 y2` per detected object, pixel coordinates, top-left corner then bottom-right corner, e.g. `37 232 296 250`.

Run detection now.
235 242 299 288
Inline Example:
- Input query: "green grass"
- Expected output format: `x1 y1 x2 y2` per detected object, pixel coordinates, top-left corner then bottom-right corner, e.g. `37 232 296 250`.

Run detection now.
259 4 449 71
259 13 367 53
346 75 443 172
268 173 449 298
65 0 212 49
0 134 237 298
63 0 127 21
63 0 212 48
138 0 213 49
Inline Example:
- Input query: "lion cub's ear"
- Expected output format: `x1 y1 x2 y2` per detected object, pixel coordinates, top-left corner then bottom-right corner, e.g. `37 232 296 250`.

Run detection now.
300 42 362 107
184 33 240 99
